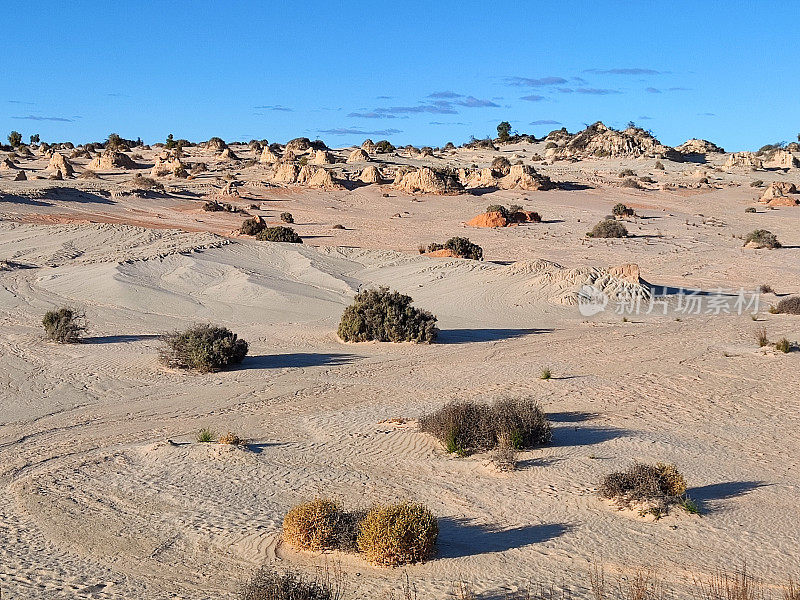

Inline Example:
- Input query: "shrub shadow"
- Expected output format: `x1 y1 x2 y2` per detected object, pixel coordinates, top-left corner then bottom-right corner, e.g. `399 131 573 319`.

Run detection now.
547 411 599 423
438 328 553 344
241 353 359 369
83 334 161 344
437 517 570 558
689 481 767 513
550 424 629 447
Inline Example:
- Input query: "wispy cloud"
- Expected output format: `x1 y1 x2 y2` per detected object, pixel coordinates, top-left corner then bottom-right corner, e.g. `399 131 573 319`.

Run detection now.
7 100 35 105
559 88 621 95
645 87 662 93
429 121 467 126
106 93 128 98
530 119 561 125
376 95 393 100
254 105 293 112
347 111 402 119
698 112 715 117
12 114 75 122
506 76 568 87
520 94 545 102
373 104 458 115
455 96 499 108
585 68 660 75
318 127 401 136
668 86 690 91
638 116 654 120
428 91 463 99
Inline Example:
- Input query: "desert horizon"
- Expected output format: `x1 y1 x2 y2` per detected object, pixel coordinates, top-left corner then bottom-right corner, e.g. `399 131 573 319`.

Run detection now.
1 2 799 600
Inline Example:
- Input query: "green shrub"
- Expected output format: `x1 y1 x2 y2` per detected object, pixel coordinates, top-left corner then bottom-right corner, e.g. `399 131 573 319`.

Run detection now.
419 398 551 455
280 212 294 224
744 229 780 249
588 220 628 238
338 287 437 343
444 237 482 260
775 338 792 353
240 217 266 236
612 203 634 217
496 121 511 143
374 140 395 154
196 428 216 442
750 180 764 187
7 131 22 147
239 569 343 600
540 368 552 380
599 462 691 513
42 308 87 343
159 324 248 372
485 204 509 217
357 502 438 566
255 226 302 243
744 207 757 213
775 296 800 315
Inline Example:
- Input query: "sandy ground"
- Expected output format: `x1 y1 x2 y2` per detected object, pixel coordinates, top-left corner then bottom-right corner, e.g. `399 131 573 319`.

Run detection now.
1 143 799 599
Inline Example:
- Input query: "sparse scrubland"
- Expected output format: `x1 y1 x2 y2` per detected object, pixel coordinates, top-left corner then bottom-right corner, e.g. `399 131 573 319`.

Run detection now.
588 219 629 238
256 226 303 243
599 462 698 517
422 236 483 260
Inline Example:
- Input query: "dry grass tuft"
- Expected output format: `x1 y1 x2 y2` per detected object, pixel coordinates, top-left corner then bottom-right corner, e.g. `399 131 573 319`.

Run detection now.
42 307 87 343
357 501 438 566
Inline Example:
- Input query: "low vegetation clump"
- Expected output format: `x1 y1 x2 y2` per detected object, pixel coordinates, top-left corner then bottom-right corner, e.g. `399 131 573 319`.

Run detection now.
196 428 216 442
540 368 552 380
598 462 696 516
160 324 248 372
332 224 346 230
239 568 343 600
280 212 294 223
744 229 781 249
587 219 628 238
485 203 509 217
203 200 246 213
618 169 636 177
373 140 395 153
755 326 769 347
654 160 665 170
338 287 438 343
775 338 792 353
612 203 634 217
255 226 303 243
750 180 764 187
419 398 552 455
283 498 348 552
620 177 643 189
357 502 438 566
490 433 518 472
424 237 483 260
240 217 266 236
219 431 243 445
42 307 87 343
745 207 757 213
775 296 800 315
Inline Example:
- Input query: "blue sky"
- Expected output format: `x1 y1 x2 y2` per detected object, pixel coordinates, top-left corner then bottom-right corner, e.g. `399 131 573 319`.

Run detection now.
3 1 798 151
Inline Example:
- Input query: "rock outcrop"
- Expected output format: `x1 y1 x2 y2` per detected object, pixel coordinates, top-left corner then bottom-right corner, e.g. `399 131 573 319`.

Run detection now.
393 167 463 194
763 150 799 169
260 146 280 164
552 122 680 161
310 150 335 165
347 148 370 163
272 163 299 184
359 165 383 183
48 153 75 178
676 139 725 155
725 152 763 169
760 182 799 206
89 150 137 170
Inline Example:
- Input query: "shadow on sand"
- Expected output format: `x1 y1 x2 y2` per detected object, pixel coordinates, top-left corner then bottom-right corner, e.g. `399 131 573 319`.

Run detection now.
689 481 767 513
437 517 570 558
83 334 162 344
241 353 359 369
437 328 553 344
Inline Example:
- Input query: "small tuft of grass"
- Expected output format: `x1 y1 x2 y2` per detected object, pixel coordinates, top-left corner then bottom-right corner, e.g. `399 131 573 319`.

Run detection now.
776 338 792 353
755 326 769 347
540 368 552 380
196 428 216 443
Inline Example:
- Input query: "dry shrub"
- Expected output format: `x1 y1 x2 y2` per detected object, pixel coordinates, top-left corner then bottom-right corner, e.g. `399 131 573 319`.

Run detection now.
621 177 643 189
775 338 792 353
283 498 340 551
599 462 690 515
618 169 637 177
240 217 266 236
588 219 628 238
755 326 769 347
425 237 483 260
219 431 243 445
775 296 800 315
357 502 438 566
239 568 343 600
282 498 364 553
490 432 518 471
693 566 765 600
159 324 248 372
613 203 634 217
255 226 303 243
42 307 87 343
78 169 99 179
419 398 551 455
337 287 438 343
280 212 294 223
744 230 781 249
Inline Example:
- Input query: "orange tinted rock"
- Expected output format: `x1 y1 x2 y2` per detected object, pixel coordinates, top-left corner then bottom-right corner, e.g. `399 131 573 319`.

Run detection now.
466 211 507 228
